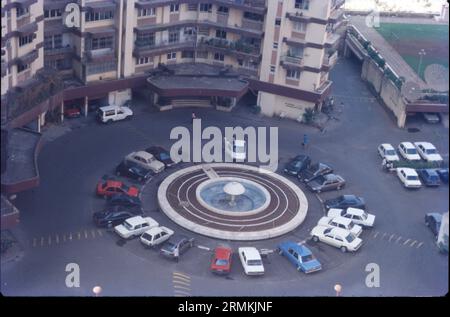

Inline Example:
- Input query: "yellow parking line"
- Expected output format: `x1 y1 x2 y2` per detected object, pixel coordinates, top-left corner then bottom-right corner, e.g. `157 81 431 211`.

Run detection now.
173 272 191 280
97 230 103 237
373 231 379 239
173 278 191 287
416 242 424 249
388 234 395 242
174 289 191 295
381 232 387 240
174 284 191 291
173 275 191 283
409 240 417 247
403 238 411 245
396 236 403 244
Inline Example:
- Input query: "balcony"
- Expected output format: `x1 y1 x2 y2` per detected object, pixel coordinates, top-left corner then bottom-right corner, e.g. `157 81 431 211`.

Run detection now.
133 38 196 57
198 37 261 59
325 32 341 48
329 8 345 23
44 45 75 56
280 55 304 68
322 50 338 69
83 48 115 63
315 80 332 94
241 18 264 31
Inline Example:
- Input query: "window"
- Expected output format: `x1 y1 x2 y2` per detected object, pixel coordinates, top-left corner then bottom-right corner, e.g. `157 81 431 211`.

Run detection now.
289 46 304 58
270 66 276 73
273 42 278 49
293 21 307 32
243 12 263 21
44 9 62 18
217 6 229 14
17 63 29 73
136 32 155 46
19 34 34 46
137 57 152 65
91 37 113 50
215 29 226 39
85 11 114 22
275 18 281 26
199 3 212 12
170 4 179 13
16 6 29 18
181 50 194 58
187 4 198 11
196 51 208 59
286 69 300 79
295 0 310 10
167 52 176 60
44 34 62 50
184 27 196 36
138 8 155 17
238 59 258 69
214 53 224 61
168 29 180 43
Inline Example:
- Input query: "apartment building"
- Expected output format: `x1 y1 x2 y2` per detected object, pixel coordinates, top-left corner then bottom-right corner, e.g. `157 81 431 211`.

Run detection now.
1 0 345 128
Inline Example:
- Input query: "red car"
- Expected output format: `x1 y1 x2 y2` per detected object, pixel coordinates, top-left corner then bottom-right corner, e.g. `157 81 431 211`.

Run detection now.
96 180 139 198
64 107 81 118
210 246 232 275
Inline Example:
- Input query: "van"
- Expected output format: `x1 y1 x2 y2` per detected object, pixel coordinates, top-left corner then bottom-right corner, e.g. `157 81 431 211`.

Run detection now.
97 105 133 123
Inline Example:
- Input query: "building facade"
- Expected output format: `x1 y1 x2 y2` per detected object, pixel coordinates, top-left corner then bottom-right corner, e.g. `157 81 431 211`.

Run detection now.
1 0 346 128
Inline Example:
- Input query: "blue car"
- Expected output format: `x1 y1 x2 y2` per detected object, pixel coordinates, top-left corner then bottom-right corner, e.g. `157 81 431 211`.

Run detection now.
277 241 322 274
417 169 441 187
436 169 448 184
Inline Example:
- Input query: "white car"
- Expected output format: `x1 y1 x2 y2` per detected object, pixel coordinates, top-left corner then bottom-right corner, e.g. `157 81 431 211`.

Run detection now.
414 142 443 162
396 167 422 188
378 143 399 162
114 216 159 239
140 226 174 247
97 105 133 123
224 138 246 160
125 151 165 173
327 207 376 228
310 226 362 252
398 142 421 161
318 216 363 237
238 247 265 275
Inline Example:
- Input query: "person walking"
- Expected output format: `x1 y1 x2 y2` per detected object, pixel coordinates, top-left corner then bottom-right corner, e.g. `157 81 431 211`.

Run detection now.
302 134 309 149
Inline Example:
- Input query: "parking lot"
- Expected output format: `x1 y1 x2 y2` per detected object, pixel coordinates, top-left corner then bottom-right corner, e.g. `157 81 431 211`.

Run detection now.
1 57 448 296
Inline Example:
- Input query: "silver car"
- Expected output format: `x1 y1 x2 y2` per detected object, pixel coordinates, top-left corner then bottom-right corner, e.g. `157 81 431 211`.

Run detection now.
306 174 345 193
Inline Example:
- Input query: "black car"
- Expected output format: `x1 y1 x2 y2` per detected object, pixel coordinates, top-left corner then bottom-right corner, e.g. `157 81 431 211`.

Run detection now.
425 213 442 238
283 155 311 176
107 194 142 207
93 206 143 228
145 146 177 168
436 169 449 184
298 162 333 182
160 235 195 262
417 169 441 187
324 195 365 210
116 161 153 182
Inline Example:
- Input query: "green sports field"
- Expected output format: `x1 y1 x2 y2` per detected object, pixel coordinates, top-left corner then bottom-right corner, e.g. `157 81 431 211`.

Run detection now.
376 23 449 80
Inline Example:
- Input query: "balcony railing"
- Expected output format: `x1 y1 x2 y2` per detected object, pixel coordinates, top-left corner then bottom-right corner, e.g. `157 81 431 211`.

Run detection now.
134 38 196 56
281 55 303 66
241 18 264 31
325 32 341 47
323 50 338 68
44 46 75 55
198 37 261 57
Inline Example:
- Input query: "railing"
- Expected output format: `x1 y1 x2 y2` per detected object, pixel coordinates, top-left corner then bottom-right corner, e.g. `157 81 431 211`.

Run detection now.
281 55 303 65
323 51 338 67
135 37 196 51
325 32 340 46
198 37 260 56
241 18 264 31
44 46 74 55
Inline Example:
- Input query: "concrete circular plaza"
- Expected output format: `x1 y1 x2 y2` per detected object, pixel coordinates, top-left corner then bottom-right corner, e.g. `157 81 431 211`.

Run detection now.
157 163 308 240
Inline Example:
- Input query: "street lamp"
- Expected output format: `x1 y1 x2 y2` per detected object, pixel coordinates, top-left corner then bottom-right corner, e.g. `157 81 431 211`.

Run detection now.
92 286 102 297
418 49 426 78
334 284 342 296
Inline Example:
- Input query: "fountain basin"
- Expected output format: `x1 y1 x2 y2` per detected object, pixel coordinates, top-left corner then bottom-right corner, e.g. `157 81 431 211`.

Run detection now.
196 177 271 216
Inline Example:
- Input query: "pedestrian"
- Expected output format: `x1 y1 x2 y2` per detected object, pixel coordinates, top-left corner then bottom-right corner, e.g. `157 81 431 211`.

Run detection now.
329 97 334 108
302 134 309 149
382 158 387 170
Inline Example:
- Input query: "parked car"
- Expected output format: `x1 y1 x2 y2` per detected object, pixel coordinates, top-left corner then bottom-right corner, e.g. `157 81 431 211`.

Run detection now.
93 206 142 228
145 146 178 168
283 155 311 176
414 142 443 162
324 195 365 210
210 246 233 275
436 168 449 184
160 235 195 262
116 161 153 182
97 105 133 123
310 226 363 252
107 194 142 207
417 169 441 187
398 142 421 161
96 180 139 198
114 216 159 239
422 113 440 124
396 168 422 189
238 247 265 276
327 207 375 228
425 213 443 238
140 226 174 247
64 106 81 118
224 138 246 160
306 174 345 193
378 143 400 162
125 151 165 173
277 241 322 273
318 216 363 237
298 162 333 182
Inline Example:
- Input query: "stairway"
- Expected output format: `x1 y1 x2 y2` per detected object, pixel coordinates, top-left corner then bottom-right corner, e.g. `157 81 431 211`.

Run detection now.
171 99 211 108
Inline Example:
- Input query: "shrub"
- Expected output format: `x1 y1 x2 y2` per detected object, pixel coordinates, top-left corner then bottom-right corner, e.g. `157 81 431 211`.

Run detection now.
302 108 315 124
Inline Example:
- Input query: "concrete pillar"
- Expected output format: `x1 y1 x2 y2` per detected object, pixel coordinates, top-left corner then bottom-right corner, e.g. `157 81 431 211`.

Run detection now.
153 93 159 105
60 101 64 123
37 116 41 133
397 111 406 128
231 97 237 107
84 96 88 117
